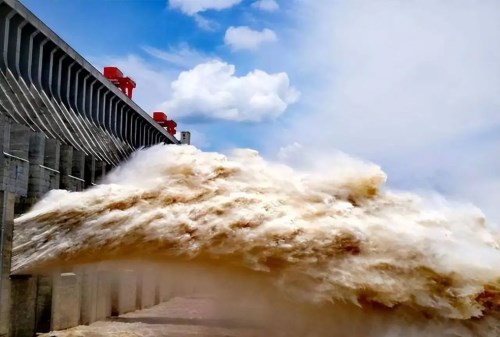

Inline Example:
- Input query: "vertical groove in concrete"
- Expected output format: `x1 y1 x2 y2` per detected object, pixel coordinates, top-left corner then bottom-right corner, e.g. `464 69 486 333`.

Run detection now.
59 144 72 190
9 275 37 337
139 269 157 310
9 123 29 161
34 274 53 333
80 267 97 325
111 270 137 316
44 137 60 169
84 154 95 187
71 150 84 179
17 131 45 213
0 191 15 336
94 160 106 184
95 270 111 321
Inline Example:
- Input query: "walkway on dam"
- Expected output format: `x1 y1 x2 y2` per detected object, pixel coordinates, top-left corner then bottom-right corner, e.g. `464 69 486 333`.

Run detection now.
40 296 265 337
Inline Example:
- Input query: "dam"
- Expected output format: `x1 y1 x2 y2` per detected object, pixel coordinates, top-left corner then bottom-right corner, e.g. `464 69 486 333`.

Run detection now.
0 0 192 335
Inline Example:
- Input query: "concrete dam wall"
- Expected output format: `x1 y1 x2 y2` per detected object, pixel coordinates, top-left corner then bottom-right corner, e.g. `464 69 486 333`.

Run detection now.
0 0 186 335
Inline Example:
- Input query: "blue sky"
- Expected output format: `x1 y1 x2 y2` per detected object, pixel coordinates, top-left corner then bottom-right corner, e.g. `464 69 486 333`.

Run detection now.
21 0 296 152
20 0 500 223
20 0 282 58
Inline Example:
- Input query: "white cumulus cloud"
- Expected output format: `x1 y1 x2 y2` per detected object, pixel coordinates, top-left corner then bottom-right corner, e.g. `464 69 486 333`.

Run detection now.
268 1 500 223
161 60 299 122
224 26 278 51
252 0 279 12
169 0 242 15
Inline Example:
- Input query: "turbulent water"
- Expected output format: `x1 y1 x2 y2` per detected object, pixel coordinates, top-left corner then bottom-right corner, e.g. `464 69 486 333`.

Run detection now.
12 145 500 336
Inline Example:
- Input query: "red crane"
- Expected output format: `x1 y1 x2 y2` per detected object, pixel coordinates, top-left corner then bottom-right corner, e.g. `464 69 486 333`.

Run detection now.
103 67 136 99
153 112 177 136
103 67 179 138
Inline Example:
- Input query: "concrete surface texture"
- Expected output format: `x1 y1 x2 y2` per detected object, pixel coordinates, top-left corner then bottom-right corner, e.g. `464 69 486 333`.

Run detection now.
40 296 263 337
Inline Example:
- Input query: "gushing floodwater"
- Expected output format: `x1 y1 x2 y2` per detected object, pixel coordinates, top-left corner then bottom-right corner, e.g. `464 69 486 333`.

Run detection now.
12 145 500 336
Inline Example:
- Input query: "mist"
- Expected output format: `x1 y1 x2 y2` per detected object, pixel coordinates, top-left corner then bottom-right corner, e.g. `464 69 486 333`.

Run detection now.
12 145 500 337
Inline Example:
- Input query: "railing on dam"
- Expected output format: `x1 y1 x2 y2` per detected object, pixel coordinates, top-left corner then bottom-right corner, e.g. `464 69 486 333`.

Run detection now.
0 0 179 167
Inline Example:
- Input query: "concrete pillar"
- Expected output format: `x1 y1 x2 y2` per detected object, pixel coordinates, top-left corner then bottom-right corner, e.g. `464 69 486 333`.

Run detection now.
0 191 15 336
154 274 161 305
7 124 30 198
68 150 85 192
9 275 37 337
2 123 36 336
137 271 156 309
0 117 11 191
80 267 98 325
72 150 85 179
135 272 142 310
51 273 81 330
9 124 30 161
44 138 61 191
0 116 11 153
44 138 60 170
95 270 111 321
34 275 53 333
111 270 137 316
28 132 45 166
17 132 46 213
84 155 95 187
159 272 172 303
94 160 106 184
59 144 73 190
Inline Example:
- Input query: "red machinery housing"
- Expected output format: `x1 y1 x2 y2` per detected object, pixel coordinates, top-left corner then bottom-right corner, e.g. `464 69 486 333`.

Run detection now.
153 112 177 136
103 67 136 99
103 67 179 137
